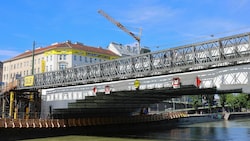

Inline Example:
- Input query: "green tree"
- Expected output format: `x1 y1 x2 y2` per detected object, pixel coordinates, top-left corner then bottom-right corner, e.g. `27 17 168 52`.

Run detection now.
226 94 237 112
226 93 249 112
237 94 248 110
190 95 202 113
207 94 214 113
219 94 227 112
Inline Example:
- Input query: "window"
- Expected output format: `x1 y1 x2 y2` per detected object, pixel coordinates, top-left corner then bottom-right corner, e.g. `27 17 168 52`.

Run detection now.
74 55 76 61
59 63 67 70
59 55 62 60
90 58 92 63
50 55 52 61
85 57 88 62
63 55 66 60
80 56 82 61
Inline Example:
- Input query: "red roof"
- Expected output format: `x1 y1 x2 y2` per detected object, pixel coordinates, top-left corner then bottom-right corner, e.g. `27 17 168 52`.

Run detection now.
6 42 118 61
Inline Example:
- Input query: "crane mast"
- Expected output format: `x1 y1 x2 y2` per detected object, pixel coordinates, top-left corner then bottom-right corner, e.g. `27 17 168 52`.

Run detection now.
98 9 141 54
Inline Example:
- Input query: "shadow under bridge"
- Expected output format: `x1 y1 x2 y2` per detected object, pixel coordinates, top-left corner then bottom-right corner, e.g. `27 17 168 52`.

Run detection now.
52 85 242 119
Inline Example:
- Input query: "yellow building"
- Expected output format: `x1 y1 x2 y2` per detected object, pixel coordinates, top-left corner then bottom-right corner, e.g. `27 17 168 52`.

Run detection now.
2 41 119 84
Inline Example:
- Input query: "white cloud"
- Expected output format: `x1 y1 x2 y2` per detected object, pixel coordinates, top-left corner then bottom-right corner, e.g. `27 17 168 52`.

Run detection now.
0 50 20 61
120 3 180 26
13 33 31 40
186 18 249 38
227 0 250 12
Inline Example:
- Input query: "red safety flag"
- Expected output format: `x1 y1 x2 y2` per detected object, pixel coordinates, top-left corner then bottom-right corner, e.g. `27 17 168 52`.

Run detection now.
195 76 202 88
93 86 97 94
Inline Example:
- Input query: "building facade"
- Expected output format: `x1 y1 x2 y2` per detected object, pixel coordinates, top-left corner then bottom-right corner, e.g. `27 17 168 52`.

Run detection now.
107 42 150 57
2 41 119 84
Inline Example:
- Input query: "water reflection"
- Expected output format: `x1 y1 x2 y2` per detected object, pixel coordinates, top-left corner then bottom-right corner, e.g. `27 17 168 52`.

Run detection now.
133 118 250 141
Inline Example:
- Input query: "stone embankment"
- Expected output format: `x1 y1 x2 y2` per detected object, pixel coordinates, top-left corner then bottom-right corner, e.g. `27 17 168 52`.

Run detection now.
179 113 223 125
224 112 250 120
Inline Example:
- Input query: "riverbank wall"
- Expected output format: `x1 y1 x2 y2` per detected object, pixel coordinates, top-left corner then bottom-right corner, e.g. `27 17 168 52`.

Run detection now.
224 112 250 120
178 113 223 125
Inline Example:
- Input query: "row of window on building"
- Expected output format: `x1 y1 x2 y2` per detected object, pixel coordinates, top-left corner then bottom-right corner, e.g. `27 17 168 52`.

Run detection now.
4 55 107 72
47 54 106 62
3 58 44 72
3 70 32 82
2 55 109 82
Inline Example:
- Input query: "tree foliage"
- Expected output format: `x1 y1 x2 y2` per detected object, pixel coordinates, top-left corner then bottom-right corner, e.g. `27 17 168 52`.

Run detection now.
225 93 249 112
189 95 202 113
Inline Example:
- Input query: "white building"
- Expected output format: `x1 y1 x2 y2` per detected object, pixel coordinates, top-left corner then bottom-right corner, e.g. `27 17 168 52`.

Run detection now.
2 41 119 84
107 42 150 57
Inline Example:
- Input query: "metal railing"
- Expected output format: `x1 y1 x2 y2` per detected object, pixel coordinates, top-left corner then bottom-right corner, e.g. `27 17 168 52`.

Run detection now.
18 32 250 89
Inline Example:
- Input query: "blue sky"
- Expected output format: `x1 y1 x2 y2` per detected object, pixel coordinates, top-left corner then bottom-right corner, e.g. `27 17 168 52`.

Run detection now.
0 0 250 61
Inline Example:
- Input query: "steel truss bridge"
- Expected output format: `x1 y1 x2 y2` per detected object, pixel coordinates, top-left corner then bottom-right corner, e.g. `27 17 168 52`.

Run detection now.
18 32 250 92
5 32 250 120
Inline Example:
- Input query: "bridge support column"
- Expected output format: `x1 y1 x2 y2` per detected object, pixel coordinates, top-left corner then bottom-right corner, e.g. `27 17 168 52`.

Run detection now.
1 96 5 118
9 91 14 118
26 92 34 119
14 104 18 119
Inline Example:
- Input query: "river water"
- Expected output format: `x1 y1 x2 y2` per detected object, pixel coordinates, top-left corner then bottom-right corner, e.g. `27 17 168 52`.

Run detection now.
121 118 250 141
7 118 250 141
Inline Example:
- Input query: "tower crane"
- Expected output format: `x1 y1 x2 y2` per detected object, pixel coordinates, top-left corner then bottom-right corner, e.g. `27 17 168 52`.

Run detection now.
98 9 142 54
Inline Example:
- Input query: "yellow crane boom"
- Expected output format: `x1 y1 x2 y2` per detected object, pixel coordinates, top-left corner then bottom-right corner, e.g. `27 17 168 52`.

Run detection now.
98 9 141 47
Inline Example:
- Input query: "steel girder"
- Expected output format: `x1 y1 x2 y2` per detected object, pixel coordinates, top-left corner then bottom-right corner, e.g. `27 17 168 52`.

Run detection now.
18 32 250 89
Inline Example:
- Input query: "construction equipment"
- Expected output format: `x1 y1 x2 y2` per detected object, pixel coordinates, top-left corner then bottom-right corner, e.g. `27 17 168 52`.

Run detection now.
98 9 142 53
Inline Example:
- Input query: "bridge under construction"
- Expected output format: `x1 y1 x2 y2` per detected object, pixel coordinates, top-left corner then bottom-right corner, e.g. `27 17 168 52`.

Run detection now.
0 32 250 128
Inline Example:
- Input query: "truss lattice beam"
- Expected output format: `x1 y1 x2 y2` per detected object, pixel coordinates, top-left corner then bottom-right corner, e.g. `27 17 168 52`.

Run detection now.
18 32 250 89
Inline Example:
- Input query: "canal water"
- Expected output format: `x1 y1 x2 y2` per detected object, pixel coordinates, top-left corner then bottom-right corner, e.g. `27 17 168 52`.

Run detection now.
117 118 250 141
3 118 250 141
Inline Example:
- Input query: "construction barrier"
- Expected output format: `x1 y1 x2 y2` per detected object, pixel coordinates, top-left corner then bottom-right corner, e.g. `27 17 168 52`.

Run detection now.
0 118 66 128
0 111 188 128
